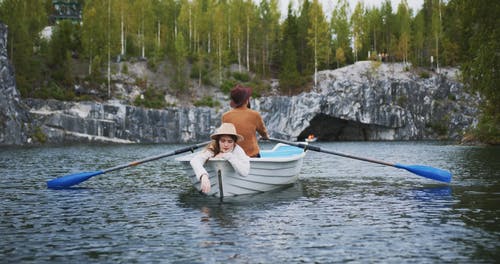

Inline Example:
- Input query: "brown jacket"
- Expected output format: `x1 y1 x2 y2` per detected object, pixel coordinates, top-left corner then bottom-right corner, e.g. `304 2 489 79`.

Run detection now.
222 106 269 157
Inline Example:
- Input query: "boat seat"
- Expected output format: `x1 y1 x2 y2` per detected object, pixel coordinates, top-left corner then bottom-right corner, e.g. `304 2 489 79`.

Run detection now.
260 144 304 158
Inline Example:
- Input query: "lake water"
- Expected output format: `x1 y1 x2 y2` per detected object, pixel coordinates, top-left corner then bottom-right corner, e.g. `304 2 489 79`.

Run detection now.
1 141 499 263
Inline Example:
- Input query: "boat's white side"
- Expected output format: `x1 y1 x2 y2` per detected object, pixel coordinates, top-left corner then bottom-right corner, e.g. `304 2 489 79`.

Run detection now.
175 143 306 197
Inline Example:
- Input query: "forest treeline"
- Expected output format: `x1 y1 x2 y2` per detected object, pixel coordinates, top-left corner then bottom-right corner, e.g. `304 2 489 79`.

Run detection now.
0 0 498 143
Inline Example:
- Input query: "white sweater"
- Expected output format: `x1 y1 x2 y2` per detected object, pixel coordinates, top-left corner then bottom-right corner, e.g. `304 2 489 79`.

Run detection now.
189 145 250 181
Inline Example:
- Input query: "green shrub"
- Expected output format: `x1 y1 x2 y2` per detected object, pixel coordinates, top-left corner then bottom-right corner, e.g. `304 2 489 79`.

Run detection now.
121 63 129 74
232 72 250 82
134 86 166 109
194 96 220 107
33 81 75 101
32 126 47 144
426 117 449 136
135 78 148 89
397 95 408 106
220 79 237 94
419 71 430 79
248 81 270 97
474 107 500 144
148 58 158 71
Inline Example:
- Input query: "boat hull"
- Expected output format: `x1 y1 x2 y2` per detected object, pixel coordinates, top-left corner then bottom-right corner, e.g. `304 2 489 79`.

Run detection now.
176 144 306 197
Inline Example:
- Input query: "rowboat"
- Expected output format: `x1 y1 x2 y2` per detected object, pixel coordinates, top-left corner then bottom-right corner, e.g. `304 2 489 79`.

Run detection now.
175 143 306 197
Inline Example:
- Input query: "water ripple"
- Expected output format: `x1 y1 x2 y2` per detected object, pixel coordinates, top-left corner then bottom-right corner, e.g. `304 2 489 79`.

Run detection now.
1 142 499 263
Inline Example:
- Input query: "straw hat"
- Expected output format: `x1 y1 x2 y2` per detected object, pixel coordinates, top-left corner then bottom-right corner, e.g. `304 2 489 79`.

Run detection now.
210 123 244 142
230 85 252 108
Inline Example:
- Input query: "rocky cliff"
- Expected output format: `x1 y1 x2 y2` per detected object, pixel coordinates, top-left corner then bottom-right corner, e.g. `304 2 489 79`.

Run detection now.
25 62 479 144
0 22 480 145
257 62 480 141
26 99 213 144
0 23 31 145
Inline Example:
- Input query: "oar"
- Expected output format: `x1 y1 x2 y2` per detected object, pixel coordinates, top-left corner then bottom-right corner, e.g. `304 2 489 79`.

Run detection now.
47 141 211 188
268 138 452 183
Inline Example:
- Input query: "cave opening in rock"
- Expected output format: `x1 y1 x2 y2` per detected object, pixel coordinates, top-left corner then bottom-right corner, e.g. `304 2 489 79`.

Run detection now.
298 114 384 141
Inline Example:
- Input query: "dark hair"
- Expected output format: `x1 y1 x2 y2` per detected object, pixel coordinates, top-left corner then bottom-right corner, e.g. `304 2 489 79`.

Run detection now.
207 135 238 155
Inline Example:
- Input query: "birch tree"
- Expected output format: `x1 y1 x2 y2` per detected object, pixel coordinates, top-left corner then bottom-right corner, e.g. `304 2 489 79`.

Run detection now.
395 0 411 65
307 0 329 88
431 0 442 72
351 2 365 62
82 2 104 78
331 0 351 67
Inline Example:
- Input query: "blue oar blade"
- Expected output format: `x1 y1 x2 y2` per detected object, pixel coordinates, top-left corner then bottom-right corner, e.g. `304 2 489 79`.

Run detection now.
47 171 104 188
395 164 452 183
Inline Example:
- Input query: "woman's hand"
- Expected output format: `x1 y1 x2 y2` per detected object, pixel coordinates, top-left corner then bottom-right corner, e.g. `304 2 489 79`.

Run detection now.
200 174 211 194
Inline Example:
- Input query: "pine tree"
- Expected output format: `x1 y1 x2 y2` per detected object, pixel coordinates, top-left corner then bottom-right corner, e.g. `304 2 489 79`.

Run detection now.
331 0 352 66
457 0 500 143
307 0 330 88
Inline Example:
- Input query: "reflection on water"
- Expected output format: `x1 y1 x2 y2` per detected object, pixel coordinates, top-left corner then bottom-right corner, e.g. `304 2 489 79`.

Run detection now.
178 185 305 227
410 185 453 201
0 142 499 263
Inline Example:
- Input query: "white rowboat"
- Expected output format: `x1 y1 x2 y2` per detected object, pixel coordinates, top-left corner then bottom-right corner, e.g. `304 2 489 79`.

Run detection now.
175 143 306 197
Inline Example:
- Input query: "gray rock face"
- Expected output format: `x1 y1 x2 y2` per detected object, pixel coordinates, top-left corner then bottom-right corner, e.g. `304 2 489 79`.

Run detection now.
0 21 480 145
0 23 30 145
256 62 480 141
26 99 213 144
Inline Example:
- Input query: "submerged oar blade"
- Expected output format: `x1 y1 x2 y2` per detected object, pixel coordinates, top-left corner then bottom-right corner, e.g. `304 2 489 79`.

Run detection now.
395 164 452 183
47 171 104 188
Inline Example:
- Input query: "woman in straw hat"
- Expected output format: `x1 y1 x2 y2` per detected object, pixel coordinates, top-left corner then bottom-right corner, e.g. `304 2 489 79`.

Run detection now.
190 123 250 194
222 84 269 157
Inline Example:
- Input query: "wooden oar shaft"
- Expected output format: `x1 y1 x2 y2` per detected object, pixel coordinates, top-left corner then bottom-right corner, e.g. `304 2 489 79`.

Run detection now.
47 141 211 188
269 138 394 167
102 141 211 174
268 137 452 183
311 146 394 167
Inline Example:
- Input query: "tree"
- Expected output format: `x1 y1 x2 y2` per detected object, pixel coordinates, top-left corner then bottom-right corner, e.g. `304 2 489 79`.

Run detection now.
279 4 301 93
230 0 245 72
440 0 464 66
297 0 313 75
431 0 443 72
380 0 394 59
280 39 300 95
257 0 280 77
351 2 365 62
335 47 346 67
173 33 189 92
365 7 382 59
411 9 425 66
307 0 330 88
0 0 47 96
395 0 411 64
48 21 80 86
457 0 500 143
331 0 352 66
82 1 106 78
213 1 228 85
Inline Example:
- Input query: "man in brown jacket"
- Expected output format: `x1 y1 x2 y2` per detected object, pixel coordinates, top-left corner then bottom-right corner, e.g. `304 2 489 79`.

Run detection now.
222 84 269 157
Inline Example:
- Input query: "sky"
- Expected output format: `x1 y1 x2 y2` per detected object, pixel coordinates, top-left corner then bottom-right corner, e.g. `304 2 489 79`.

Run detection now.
278 0 424 19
